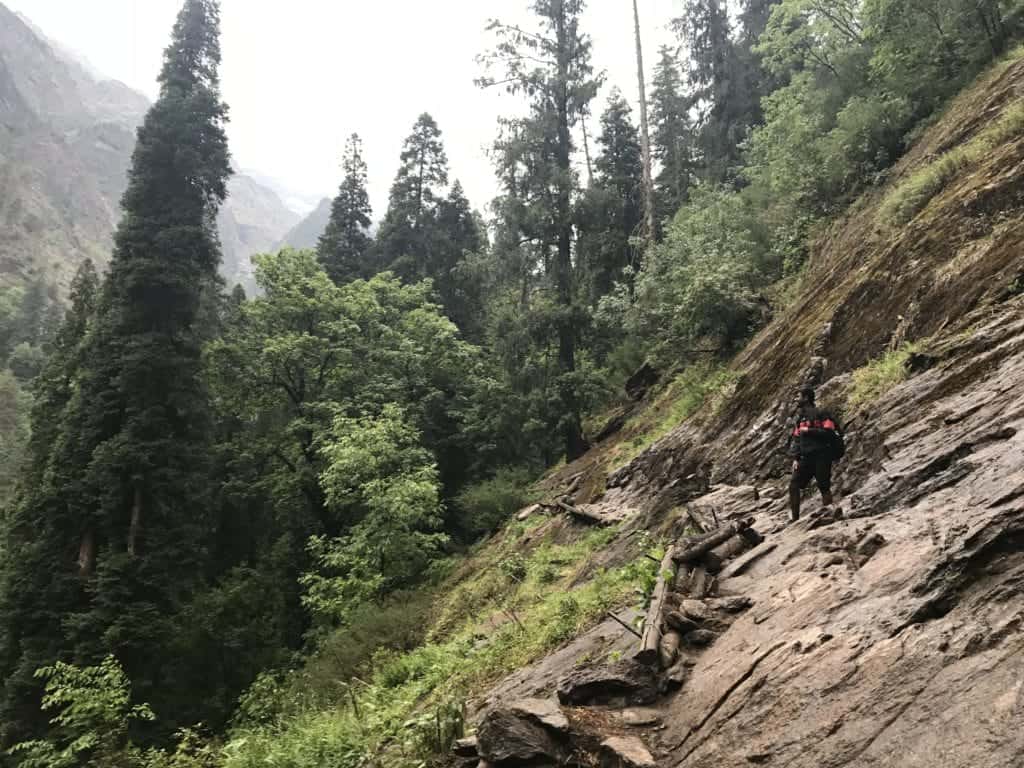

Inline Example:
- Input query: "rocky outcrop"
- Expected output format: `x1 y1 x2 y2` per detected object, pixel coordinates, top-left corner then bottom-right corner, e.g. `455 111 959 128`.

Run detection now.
469 52 1024 768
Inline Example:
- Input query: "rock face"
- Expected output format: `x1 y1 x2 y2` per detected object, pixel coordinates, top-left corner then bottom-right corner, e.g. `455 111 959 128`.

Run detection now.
472 54 1024 768
0 5 299 295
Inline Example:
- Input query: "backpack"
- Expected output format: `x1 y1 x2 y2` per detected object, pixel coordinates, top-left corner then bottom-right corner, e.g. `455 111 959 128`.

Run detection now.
830 428 846 461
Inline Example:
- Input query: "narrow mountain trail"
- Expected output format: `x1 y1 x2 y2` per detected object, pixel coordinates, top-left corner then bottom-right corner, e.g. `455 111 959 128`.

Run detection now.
451 50 1024 768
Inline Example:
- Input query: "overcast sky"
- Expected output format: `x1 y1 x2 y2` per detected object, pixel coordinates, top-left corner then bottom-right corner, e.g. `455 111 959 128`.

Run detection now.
6 0 679 217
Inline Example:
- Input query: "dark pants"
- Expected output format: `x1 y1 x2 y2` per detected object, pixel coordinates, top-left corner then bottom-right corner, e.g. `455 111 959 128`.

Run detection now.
789 453 834 519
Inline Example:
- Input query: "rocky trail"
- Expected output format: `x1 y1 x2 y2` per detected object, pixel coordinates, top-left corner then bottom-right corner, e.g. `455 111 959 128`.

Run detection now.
445 52 1024 766
453 299 1024 767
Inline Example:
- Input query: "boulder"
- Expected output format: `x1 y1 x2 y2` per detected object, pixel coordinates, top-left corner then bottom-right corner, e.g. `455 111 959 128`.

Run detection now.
679 599 710 622
682 629 718 647
665 611 699 635
600 735 658 768
557 660 659 706
619 708 663 727
476 705 566 765
507 698 570 732
453 736 479 757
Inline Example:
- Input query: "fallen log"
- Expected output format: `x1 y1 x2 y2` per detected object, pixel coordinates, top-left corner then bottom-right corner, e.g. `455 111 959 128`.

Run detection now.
665 611 699 635
702 529 759 574
558 501 609 526
672 519 754 565
683 566 715 599
636 550 676 665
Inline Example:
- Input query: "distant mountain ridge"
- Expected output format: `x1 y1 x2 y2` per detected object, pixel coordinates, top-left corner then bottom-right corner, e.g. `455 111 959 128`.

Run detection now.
0 2 298 295
276 198 332 251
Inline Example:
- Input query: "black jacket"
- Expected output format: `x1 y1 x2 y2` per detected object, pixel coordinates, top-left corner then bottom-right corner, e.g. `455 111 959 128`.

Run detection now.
787 405 843 459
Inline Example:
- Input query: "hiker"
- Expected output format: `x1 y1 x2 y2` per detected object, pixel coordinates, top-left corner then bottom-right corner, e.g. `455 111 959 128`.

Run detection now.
787 387 844 522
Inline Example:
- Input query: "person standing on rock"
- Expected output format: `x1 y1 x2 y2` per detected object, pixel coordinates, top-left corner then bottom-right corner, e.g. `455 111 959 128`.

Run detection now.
787 387 844 522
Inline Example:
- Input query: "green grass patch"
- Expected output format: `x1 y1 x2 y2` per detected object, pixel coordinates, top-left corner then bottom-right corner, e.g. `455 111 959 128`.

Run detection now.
606 363 738 470
222 526 658 768
847 343 920 408
879 97 1024 227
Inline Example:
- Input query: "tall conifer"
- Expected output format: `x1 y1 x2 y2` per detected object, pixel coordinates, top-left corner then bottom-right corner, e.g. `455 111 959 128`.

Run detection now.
318 133 373 284
0 0 230 739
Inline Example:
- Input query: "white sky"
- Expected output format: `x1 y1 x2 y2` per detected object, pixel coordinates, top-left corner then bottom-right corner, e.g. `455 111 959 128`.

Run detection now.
6 0 679 217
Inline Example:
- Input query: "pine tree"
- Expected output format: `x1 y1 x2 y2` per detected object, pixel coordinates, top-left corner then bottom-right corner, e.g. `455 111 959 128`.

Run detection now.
376 113 449 282
0 0 230 740
0 261 98 745
318 133 373 284
480 0 601 462
579 89 644 302
674 0 745 183
436 180 485 340
650 46 696 221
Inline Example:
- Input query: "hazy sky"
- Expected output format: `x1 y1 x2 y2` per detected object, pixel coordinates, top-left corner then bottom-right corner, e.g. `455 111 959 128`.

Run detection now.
6 0 679 217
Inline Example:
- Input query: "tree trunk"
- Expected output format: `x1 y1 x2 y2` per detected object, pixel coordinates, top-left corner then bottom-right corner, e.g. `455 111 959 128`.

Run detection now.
637 549 676 665
555 2 587 462
77 528 95 578
128 483 142 556
581 114 595 188
633 0 657 246
671 519 754 565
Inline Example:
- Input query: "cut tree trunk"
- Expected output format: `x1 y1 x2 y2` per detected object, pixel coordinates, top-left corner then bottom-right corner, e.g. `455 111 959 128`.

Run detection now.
672 519 754 565
637 549 676 665
558 501 610 526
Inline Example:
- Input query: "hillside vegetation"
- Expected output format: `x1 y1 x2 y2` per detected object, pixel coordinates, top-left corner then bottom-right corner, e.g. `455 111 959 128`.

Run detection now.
2 1 1024 768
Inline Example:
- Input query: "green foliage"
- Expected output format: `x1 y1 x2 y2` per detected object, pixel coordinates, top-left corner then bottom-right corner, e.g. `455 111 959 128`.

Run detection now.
221 528 657 768
8 656 153 768
609 186 762 358
302 406 447 625
451 467 538 540
848 344 920 408
0 370 30 504
880 98 1024 225
1 0 233 743
607 363 738 468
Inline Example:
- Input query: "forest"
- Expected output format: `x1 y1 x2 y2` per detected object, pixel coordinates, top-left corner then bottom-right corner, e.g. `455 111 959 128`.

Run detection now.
1 0 1022 766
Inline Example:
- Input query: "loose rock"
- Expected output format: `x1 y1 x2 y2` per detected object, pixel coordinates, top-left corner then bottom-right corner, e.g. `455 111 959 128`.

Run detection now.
476 706 566 765
557 660 659 706
600 735 658 768
453 736 479 757
619 708 663 727
683 629 718 647
507 698 569 732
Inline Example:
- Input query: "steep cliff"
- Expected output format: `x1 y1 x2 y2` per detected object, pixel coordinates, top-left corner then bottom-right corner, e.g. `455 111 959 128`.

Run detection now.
459 49 1024 768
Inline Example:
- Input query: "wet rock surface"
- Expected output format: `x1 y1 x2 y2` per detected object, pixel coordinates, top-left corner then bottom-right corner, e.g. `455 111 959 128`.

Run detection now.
469 60 1024 768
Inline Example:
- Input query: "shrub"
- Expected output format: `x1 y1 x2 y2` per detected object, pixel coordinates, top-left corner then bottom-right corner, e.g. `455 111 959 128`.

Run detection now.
848 344 919 408
451 467 538 540
879 100 1024 226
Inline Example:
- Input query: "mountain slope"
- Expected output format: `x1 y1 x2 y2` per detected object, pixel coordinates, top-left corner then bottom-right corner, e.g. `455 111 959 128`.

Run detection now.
276 197 331 251
455 49 1024 768
0 2 297 295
